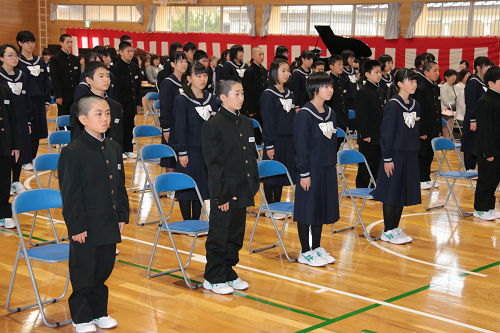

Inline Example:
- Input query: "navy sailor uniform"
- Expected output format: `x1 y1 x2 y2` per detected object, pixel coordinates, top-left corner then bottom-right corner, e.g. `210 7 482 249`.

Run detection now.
380 72 393 98
340 66 357 110
260 85 297 185
293 102 339 226
292 66 312 108
221 60 248 79
17 54 50 141
325 72 349 131
159 74 183 168
371 95 422 206
0 68 32 165
462 74 487 154
173 91 217 201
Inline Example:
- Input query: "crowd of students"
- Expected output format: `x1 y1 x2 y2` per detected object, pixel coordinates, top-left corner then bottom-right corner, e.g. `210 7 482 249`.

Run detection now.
2 30 500 331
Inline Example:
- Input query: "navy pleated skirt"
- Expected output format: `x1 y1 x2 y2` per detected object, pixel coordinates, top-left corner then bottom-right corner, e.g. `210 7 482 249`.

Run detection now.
461 114 477 153
160 133 177 168
175 146 209 201
30 96 48 140
370 150 421 207
15 116 33 165
294 165 339 226
263 134 296 186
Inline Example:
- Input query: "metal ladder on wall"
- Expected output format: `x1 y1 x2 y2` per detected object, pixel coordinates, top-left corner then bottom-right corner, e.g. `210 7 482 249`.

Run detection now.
38 0 49 54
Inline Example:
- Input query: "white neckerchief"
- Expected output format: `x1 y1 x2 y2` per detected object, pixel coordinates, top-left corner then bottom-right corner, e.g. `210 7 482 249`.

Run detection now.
389 98 420 128
301 106 336 139
166 76 183 93
381 72 392 87
343 67 357 83
264 87 293 112
228 60 246 78
20 55 42 77
0 70 23 95
180 92 214 121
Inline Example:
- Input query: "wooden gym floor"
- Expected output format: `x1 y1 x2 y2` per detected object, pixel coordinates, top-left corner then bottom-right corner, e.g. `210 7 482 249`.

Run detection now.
0 105 499 333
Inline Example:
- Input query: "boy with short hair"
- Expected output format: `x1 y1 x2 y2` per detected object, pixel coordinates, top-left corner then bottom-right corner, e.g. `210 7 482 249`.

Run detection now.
312 61 325 73
275 45 289 58
58 95 129 333
201 76 259 295
355 59 385 188
183 42 197 63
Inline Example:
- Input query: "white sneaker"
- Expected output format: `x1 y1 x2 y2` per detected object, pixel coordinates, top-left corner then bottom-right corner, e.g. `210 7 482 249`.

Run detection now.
466 169 478 179
11 182 26 195
298 249 328 267
395 228 413 243
167 191 175 200
227 277 249 290
420 181 432 190
72 321 96 333
203 280 234 294
124 152 137 159
93 315 117 329
380 229 408 244
116 248 120 255
489 210 500 219
474 210 496 221
314 247 336 264
0 218 16 229
122 153 128 159
22 163 33 171
432 182 440 188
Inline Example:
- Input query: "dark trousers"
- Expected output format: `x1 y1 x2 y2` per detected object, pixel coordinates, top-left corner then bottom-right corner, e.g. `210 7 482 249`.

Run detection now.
68 242 116 324
122 103 136 152
356 143 380 188
204 204 246 284
263 183 282 204
419 138 434 182
474 155 500 212
57 99 72 116
0 157 11 218
464 152 477 171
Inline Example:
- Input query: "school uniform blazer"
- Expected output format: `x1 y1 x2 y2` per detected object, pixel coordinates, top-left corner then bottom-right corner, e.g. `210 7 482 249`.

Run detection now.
110 58 142 107
380 96 421 162
159 74 183 134
465 75 487 124
292 67 312 108
242 61 269 116
58 130 129 246
173 91 217 156
355 80 386 145
293 102 337 178
78 71 117 101
260 86 296 149
473 89 500 159
340 67 357 103
17 55 51 105
221 60 248 79
326 73 349 130
411 77 442 138
201 106 259 208
50 50 80 100
0 84 20 156
69 92 123 148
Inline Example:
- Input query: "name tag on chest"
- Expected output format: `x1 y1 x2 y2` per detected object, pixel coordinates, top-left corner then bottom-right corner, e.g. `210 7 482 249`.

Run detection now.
249 137 255 143
134 75 139 79
118 164 121 170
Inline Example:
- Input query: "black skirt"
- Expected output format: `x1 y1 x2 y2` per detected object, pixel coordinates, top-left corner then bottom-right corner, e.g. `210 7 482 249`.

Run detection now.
293 165 339 226
175 146 209 201
30 96 48 140
263 134 296 186
160 133 177 168
461 113 477 153
370 150 421 207
15 116 33 165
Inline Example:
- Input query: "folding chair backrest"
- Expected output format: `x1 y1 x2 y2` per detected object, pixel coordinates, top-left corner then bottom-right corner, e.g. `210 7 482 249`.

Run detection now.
56 115 70 129
134 125 162 138
33 153 60 173
153 100 160 110
252 118 261 129
13 189 63 215
258 160 288 178
147 92 159 101
338 150 366 166
48 131 71 145
432 137 455 152
141 144 176 161
154 172 197 194
349 109 356 120
337 128 346 138
441 118 447 127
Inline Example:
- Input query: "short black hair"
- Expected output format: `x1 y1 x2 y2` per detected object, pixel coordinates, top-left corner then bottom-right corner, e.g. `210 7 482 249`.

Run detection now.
275 45 289 56
422 61 438 73
328 54 343 67
484 66 500 86
312 61 325 69
273 54 288 62
389 68 419 98
306 72 333 100
42 49 51 56
169 42 182 58
414 54 423 69
457 69 471 82
120 35 132 43
268 58 289 86
229 45 244 61
443 69 457 79
92 45 109 57
16 30 35 44
362 60 381 76
422 52 435 62
218 49 230 65
181 61 208 99
193 50 208 62
85 52 102 65
183 42 197 52
84 61 107 80
216 76 241 99
75 94 108 118
340 50 355 66
378 54 393 71
473 56 491 74
171 51 187 64
0 44 19 58
59 34 72 43
300 50 314 60
119 41 132 52
460 60 469 68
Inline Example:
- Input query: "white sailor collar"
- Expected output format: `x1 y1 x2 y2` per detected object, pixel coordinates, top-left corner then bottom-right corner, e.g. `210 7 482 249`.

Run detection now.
343 67 355 75
166 74 182 87
470 75 486 86
19 54 41 66
0 68 23 82
296 66 311 77
179 91 212 106
381 72 392 82
300 103 332 122
228 60 245 69
265 85 291 99
389 95 416 112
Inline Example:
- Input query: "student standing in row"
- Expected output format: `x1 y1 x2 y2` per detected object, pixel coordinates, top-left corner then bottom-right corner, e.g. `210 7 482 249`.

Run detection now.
292 50 314 108
371 68 421 244
222 45 248 79
326 54 349 148
174 61 217 221
183 42 197 63
293 72 338 267
378 54 394 97
16 31 50 170
214 49 230 89
91 46 117 101
340 50 357 110
157 42 182 84
193 50 213 93
355 60 385 188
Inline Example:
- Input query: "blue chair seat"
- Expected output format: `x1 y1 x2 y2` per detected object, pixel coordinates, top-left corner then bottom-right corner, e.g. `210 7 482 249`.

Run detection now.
144 158 161 164
25 243 69 262
267 202 294 214
341 188 373 198
347 133 358 138
437 171 477 179
168 220 209 234
256 144 264 150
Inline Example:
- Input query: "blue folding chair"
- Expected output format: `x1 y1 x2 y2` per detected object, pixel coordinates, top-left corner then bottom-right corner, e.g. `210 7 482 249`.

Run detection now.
130 125 163 191
425 137 476 217
135 144 177 226
6 189 71 328
47 131 71 153
345 109 358 150
55 115 70 131
251 118 264 161
442 118 463 171
29 154 68 246
147 173 209 288
248 160 297 262
335 150 379 241
145 92 160 126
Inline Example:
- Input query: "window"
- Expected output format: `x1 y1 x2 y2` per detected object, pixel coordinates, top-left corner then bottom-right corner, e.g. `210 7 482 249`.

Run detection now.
56 5 139 22
188 6 221 33
57 5 84 21
86 5 114 22
223 6 249 34
116 6 140 22
355 4 388 36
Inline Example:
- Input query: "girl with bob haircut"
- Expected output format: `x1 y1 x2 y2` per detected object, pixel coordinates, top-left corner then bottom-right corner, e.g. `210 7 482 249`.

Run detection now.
260 58 298 215
378 53 394 96
173 61 217 221
370 68 421 244
293 72 339 267
222 45 248 79
292 50 314 108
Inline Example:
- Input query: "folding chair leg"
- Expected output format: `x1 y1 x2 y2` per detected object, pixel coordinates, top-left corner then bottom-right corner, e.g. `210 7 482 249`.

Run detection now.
129 158 139 191
135 180 161 227
425 175 445 211
29 210 68 247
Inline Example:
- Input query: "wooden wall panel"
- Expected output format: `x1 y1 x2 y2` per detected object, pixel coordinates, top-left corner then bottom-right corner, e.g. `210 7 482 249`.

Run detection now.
0 0 39 51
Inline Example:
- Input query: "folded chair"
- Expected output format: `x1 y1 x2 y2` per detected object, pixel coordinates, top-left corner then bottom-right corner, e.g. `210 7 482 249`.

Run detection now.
251 118 264 161
55 115 70 131
145 92 160 126
135 144 177 226
147 173 209 288
130 125 163 191
334 150 379 241
248 160 297 262
345 109 358 150
47 131 71 153
425 137 477 217
6 189 71 328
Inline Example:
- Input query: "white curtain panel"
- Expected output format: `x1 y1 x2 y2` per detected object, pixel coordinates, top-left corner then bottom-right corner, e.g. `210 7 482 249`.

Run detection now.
136 4 144 24
146 5 158 33
404 2 425 39
50 3 58 22
247 5 256 37
261 5 273 37
384 3 401 39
